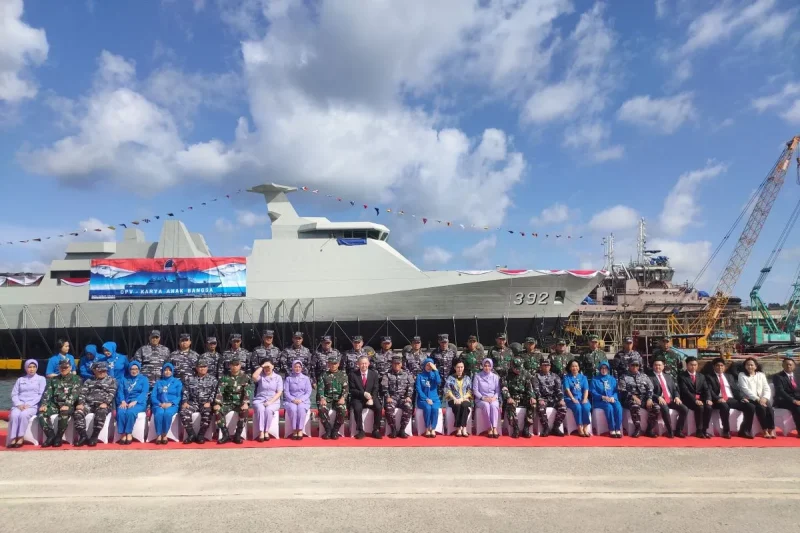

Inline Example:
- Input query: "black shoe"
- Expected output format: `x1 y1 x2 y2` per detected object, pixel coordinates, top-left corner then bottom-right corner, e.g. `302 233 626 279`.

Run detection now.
645 428 657 439
183 431 196 445
196 434 207 444
75 432 89 447
521 426 532 438
665 428 674 439
354 430 365 440
41 428 56 448
511 428 520 439
88 437 98 447
217 427 230 445
676 430 686 438
371 429 382 439
550 427 564 437
397 430 408 439
321 432 330 440
540 426 550 437
233 424 245 444
721 430 731 439
387 428 396 439
233 434 244 444
695 430 705 439
739 431 754 439
704 432 713 439
631 427 641 439
53 431 64 447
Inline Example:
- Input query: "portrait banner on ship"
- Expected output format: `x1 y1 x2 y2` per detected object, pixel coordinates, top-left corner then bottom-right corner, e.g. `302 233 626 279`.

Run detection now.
88 257 247 300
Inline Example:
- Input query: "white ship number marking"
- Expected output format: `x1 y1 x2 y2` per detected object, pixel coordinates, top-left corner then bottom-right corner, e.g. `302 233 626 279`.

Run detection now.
512 292 549 305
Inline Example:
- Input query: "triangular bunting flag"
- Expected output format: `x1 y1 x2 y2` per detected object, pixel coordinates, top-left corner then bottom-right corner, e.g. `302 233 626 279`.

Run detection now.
374 207 380 215
423 218 427 224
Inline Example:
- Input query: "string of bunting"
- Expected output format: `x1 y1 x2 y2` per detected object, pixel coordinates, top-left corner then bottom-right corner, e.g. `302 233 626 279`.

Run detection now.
2 184 583 245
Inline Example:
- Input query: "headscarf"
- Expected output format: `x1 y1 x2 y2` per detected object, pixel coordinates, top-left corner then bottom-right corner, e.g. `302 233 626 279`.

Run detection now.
420 357 437 380
592 360 615 391
23 359 38 379
160 362 176 379
127 360 142 377
292 359 303 374
102 341 117 357
481 358 494 374
84 345 98 359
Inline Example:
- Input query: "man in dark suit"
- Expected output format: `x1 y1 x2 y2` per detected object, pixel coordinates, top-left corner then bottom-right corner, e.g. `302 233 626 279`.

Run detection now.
649 357 688 438
773 357 800 438
708 357 755 439
348 354 383 439
678 356 712 438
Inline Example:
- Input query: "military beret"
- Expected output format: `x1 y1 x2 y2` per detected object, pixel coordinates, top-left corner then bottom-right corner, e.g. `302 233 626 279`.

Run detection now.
58 359 72 368
540 357 552 365
263 330 274 337
511 357 523 368
467 335 478 342
496 332 507 340
525 337 536 343
624 336 633 343
589 335 600 341
179 333 191 341
195 358 209 367
628 359 640 366
391 354 403 362
230 333 242 341
556 338 566 345
412 336 422 342
327 353 340 363
92 361 108 371
381 336 391 343
321 335 332 342
206 336 217 344
438 333 449 342
352 335 364 342
293 331 303 338
229 356 243 364
150 329 161 338
662 335 672 341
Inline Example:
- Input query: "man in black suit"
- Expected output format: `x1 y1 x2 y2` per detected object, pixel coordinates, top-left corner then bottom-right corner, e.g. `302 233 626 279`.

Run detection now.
650 357 688 438
678 356 712 438
348 354 383 439
708 357 755 439
773 357 800 438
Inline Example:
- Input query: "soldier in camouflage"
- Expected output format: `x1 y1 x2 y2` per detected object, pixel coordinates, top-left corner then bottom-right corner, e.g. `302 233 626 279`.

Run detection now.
651 336 684 381
73 361 118 446
430 333 457 395
317 353 349 439
342 335 369 376
521 337 544 374
250 330 281 374
381 354 414 438
214 357 251 444
487 333 514 380
133 329 172 386
179 358 218 444
534 358 566 437
372 336 394 379
579 335 608 378
221 333 251 378
460 335 483 376
613 336 643 379
620 360 660 438
280 332 313 382
38 360 83 448
403 336 427 378
200 337 222 379
170 333 199 383
312 335 341 386
501 358 536 438
549 339 571 376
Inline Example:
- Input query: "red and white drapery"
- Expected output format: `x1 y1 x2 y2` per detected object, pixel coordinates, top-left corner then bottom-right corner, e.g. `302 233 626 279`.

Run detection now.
0 274 44 287
61 278 90 287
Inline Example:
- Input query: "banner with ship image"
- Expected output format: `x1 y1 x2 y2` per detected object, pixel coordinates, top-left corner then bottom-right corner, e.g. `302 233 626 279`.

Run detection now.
88 257 247 300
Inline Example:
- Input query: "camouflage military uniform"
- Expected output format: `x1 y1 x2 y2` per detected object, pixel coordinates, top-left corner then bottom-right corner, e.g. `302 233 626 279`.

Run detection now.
134 344 171 386
371 349 393 379
169 349 199 383
342 348 369 375
317 369 349 436
280 345 313 380
620 372 660 433
381 367 414 436
403 348 427 377
37 373 82 441
313 347 341 385
501 360 536 437
579 349 608 378
250 344 281 374
201 350 223 379
521 350 544 374
214 372 251 440
488 346 514 380
652 348 683 381
459 349 482 376
180 374 218 438
613 350 643 378
74 375 117 442
430 344 458 394
221 348 252 377
534 371 567 434
548 351 570 376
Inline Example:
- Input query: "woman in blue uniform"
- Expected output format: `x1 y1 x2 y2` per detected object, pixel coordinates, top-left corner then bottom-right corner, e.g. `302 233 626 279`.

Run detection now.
590 360 622 438
151 362 183 445
563 359 591 437
415 358 441 438
116 361 149 445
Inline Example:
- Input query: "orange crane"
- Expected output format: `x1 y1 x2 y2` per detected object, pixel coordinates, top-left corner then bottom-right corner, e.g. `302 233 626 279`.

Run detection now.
689 135 800 351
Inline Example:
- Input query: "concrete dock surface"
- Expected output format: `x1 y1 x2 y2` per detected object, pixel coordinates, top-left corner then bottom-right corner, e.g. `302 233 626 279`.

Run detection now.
1 447 797 532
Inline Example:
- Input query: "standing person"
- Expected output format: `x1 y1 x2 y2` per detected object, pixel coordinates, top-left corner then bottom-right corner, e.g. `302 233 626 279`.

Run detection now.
45 339 76 378
214 357 251 444
678 356 712 438
74 362 118 447
520 337 543 375
415 358 442 438
650 357 687 438
251 330 281 375
116 360 149 445
620 360 660 438
381 354 414 439
459 335 483 376
613 337 642 379
707 357 755 439
579 335 607 378
317 354 349 440
221 333 251 377
179 358 218 444
101 342 127 383
549 339 571 376
563 360 591 437
342 335 369 376
430 334 457 396
652 336 684 381
201 337 222 379
488 333 514 381
403 336 427 378
6 359 46 448
534 358 567 437
284 360 312 440
151 362 182 446
37 360 82 447
348 355 382 439
372 337 394 380
472 358 502 438
772 357 800 438
502 357 535 439
169 333 199 384
78 345 99 381
444 359 473 437
738 357 776 439
133 330 171 387
312 335 340 387
280 332 312 381
590 361 622 438
252 358 282 442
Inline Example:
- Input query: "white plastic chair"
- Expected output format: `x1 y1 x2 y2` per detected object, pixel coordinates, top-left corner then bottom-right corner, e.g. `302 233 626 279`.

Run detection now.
146 413 181 442
189 412 217 441
318 408 347 438
709 409 743 436
349 409 375 436
385 405 413 436
501 407 528 436
475 403 502 436
50 414 74 445
536 406 556 434
283 408 312 438
83 412 114 444
414 407 444 435
114 412 148 443
6 416 40 447
591 408 609 435
566 407 592 435
222 411 249 441
774 408 797 436
623 408 670 436
445 406 473 435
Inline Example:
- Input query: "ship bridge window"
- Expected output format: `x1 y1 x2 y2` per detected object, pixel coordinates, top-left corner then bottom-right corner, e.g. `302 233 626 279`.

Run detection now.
554 290 565 304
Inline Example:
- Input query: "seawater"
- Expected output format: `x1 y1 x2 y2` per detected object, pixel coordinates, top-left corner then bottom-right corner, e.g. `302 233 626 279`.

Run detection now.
0 378 14 410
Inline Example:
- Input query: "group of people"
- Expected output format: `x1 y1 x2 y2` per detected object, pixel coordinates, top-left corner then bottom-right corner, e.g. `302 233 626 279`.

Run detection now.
6 329 800 448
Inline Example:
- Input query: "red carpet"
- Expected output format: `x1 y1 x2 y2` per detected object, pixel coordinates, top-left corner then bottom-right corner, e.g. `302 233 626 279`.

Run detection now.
3 430 798 451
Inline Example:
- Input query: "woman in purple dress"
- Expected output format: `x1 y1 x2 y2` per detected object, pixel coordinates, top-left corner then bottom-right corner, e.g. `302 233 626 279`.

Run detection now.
252 359 283 442
7 359 46 448
472 358 502 438
283 360 312 440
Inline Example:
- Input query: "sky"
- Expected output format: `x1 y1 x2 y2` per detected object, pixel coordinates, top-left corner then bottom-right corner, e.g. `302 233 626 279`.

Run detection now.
1 0 800 303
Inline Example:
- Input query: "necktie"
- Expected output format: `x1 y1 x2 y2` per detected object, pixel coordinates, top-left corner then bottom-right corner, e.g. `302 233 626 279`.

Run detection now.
691 374 698 400
718 374 728 400
362 374 367 387
791 374 797 389
659 375 670 403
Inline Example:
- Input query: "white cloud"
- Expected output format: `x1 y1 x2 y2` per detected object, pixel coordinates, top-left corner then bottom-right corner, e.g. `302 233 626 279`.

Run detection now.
235 209 268 227
659 160 726 237
648 238 712 286
563 122 624 162
215 218 234 232
462 235 497 262
655 0 668 19
588 205 639 232
0 0 48 103
422 246 453 267
752 82 800 125
617 92 696 134
531 203 571 226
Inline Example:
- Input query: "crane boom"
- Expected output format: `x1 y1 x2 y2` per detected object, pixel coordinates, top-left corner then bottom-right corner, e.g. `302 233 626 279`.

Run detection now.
782 261 800 336
692 135 800 349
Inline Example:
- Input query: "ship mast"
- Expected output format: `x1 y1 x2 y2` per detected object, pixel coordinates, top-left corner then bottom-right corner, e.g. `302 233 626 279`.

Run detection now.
636 217 646 265
602 233 615 271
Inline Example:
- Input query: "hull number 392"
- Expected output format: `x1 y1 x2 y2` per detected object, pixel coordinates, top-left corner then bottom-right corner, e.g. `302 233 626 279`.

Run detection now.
512 292 549 305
